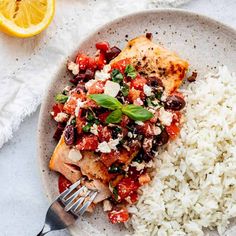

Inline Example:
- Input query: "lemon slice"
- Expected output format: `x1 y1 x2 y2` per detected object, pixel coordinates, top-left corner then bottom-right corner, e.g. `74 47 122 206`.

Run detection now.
0 0 55 38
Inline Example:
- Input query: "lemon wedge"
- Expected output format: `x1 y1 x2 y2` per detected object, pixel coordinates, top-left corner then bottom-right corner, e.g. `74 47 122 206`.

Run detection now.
0 0 55 38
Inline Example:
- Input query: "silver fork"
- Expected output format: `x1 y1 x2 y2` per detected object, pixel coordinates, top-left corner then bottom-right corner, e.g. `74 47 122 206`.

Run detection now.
37 179 98 236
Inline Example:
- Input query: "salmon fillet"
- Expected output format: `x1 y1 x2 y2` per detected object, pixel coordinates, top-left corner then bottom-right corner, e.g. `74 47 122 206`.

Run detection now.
111 35 189 93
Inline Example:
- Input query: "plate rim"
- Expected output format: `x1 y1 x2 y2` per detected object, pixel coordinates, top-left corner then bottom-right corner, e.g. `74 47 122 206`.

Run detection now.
37 8 236 235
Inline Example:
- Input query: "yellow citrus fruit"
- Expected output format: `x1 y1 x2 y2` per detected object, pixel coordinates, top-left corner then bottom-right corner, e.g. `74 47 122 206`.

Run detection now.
0 0 55 38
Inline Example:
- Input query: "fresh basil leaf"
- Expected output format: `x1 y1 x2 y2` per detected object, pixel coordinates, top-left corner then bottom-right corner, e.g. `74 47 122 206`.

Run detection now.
55 94 68 104
111 69 123 83
106 109 122 124
89 94 122 110
122 104 153 121
125 64 137 79
121 84 129 96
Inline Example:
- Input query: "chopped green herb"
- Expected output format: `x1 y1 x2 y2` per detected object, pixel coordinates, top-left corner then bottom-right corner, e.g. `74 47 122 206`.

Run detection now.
125 64 137 79
121 84 129 96
108 163 125 174
86 111 95 121
55 94 68 104
133 155 143 164
146 98 153 107
155 91 163 100
94 119 100 125
113 187 119 201
114 126 122 133
70 118 76 126
111 69 123 83
82 123 92 132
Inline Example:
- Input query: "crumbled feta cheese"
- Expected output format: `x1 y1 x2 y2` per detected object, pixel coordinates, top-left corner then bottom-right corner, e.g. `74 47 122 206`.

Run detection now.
54 112 69 122
127 132 133 138
103 200 112 212
68 148 82 162
108 138 120 150
85 80 96 90
63 85 71 92
104 80 120 97
90 124 98 135
131 162 146 171
97 141 111 153
135 121 144 126
68 61 79 75
103 64 111 73
153 126 162 135
146 160 154 168
134 98 143 105
161 91 168 102
148 108 156 114
158 107 173 126
50 111 55 116
143 84 153 96
125 196 133 204
75 99 85 117
95 70 110 81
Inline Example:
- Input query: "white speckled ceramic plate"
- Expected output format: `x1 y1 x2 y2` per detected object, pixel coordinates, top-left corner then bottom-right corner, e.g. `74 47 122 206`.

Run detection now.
38 9 236 236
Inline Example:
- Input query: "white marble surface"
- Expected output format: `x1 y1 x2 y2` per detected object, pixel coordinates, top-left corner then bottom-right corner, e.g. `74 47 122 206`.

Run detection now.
0 0 236 236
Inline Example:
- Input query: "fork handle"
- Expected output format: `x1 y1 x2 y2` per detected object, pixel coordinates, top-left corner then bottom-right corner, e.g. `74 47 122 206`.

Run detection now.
37 225 50 236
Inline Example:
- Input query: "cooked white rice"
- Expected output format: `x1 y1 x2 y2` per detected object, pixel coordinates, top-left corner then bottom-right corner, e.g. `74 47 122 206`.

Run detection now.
129 66 236 236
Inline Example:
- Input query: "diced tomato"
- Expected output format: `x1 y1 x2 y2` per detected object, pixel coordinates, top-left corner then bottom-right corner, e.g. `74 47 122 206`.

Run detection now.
97 125 112 142
137 121 155 137
87 57 97 71
127 166 143 179
98 111 111 123
150 111 159 123
100 151 119 167
75 53 89 71
52 103 64 117
96 52 106 70
76 135 99 151
117 177 139 199
130 76 147 90
128 192 139 204
95 41 110 52
171 111 181 124
63 92 85 115
120 115 130 127
128 88 141 103
84 99 99 108
76 117 86 134
111 58 131 74
108 207 129 224
88 81 105 94
166 123 180 140
58 175 72 193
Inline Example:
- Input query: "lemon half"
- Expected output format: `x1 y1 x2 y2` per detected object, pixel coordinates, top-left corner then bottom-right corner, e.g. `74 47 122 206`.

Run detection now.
0 0 55 38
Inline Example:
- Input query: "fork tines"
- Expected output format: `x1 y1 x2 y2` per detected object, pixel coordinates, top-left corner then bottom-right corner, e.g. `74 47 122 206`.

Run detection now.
59 179 98 216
